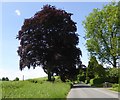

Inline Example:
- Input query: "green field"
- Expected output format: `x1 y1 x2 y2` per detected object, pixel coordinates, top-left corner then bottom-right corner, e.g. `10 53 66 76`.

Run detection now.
1 77 71 98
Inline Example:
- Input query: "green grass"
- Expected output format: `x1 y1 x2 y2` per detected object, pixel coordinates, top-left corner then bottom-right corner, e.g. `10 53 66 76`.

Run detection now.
0 81 2 99
1 77 71 98
109 84 120 92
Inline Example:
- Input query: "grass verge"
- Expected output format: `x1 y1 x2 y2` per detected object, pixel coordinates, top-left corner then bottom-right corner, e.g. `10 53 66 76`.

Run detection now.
109 84 120 92
1 77 71 98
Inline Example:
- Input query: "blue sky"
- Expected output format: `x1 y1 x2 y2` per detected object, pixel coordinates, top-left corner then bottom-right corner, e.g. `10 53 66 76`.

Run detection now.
1 2 109 80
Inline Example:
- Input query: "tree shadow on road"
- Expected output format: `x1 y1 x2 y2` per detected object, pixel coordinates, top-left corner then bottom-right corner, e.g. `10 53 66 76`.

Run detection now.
72 84 93 88
72 83 108 89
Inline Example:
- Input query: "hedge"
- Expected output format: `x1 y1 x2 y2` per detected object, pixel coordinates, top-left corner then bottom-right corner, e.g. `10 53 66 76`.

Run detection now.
106 77 118 83
90 78 104 86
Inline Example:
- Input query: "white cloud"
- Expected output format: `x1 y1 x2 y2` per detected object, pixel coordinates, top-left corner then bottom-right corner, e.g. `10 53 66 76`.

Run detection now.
15 9 21 16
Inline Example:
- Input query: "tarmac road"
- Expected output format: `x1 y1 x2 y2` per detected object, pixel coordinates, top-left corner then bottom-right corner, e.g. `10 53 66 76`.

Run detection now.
67 83 119 100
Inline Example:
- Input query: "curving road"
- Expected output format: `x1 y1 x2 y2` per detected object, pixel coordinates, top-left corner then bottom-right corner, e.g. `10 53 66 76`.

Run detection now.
67 84 119 100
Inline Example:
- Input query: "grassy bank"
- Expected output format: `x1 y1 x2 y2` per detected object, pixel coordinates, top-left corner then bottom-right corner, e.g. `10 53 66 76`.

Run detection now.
1 77 71 98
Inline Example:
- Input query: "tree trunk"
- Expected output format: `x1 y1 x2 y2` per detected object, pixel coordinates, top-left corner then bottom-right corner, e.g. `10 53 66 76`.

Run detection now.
60 75 66 82
113 56 117 68
48 71 52 81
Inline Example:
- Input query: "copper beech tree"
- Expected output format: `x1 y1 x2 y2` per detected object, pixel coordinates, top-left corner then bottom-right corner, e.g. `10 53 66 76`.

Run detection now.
17 5 82 82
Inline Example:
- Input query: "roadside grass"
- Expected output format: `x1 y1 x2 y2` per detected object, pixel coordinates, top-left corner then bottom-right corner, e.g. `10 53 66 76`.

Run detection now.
0 81 2 99
90 83 120 92
109 84 120 92
2 77 71 98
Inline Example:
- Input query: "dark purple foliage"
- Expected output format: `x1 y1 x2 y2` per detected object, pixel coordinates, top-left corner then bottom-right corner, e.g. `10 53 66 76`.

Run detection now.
17 5 82 81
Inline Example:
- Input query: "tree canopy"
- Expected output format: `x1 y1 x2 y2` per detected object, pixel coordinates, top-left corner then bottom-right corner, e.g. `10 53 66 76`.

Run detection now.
83 2 120 68
17 5 82 81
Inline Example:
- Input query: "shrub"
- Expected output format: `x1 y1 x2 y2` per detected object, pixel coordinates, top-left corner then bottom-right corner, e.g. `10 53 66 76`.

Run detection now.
90 79 94 86
105 68 119 83
90 78 104 86
85 77 90 84
14 77 19 81
112 84 119 88
85 79 90 84
27 79 45 84
2 77 6 81
77 69 86 82
79 76 86 82
39 81 43 84
2 77 9 81
31 80 37 83
85 80 87 84
105 77 118 83
110 84 120 92
5 77 9 81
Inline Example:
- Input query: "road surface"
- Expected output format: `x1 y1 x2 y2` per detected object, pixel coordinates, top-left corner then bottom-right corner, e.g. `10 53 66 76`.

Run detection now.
67 84 119 99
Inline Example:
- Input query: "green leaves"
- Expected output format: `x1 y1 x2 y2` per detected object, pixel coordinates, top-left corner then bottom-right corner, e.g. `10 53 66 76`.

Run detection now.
83 2 120 67
86 56 105 79
108 68 118 78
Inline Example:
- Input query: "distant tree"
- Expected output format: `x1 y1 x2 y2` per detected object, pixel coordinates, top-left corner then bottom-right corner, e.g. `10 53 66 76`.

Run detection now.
83 2 120 68
86 56 105 79
95 64 106 78
77 69 86 82
77 64 86 82
2 77 6 81
14 77 19 81
86 56 97 79
17 5 82 82
5 77 9 81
